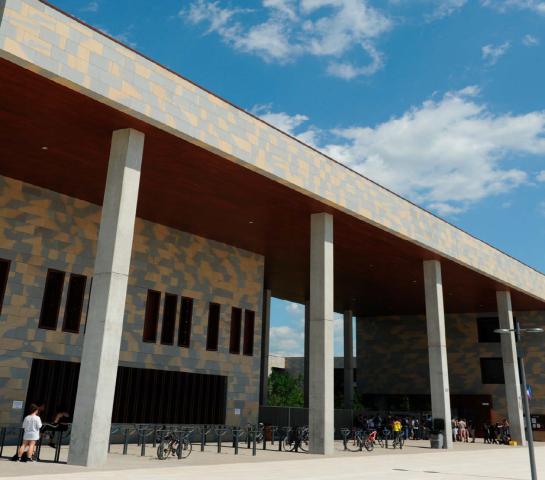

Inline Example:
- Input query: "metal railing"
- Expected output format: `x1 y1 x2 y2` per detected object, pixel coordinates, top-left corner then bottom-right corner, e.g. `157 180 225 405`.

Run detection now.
0 422 377 463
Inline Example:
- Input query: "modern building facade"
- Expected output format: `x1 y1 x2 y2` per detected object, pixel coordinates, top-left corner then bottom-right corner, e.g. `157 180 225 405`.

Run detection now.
0 0 544 467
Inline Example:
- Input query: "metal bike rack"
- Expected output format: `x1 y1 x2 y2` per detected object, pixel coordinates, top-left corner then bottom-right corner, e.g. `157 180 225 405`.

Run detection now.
231 427 241 455
214 426 229 453
247 425 258 456
200 425 211 452
340 428 351 451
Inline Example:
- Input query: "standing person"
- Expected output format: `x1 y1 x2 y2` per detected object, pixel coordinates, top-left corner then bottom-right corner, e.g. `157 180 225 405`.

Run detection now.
392 418 403 448
468 419 476 443
14 404 42 462
41 410 70 448
402 417 410 440
458 418 468 443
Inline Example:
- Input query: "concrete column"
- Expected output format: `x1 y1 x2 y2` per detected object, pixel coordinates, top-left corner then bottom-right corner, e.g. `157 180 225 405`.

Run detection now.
259 288 272 406
423 259 453 449
68 129 145 467
497 290 526 446
343 310 354 409
308 213 334 455
304 300 310 408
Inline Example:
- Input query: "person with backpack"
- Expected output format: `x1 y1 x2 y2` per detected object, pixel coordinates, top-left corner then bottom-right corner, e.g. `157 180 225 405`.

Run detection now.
13 404 42 462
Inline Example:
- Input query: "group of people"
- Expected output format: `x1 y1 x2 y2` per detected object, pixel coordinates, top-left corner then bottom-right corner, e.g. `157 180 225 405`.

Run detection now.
354 414 430 440
483 419 512 445
11 404 70 462
451 418 476 443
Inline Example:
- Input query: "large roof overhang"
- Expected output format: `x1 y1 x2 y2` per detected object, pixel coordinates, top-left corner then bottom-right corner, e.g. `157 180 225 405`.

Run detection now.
1 0 544 316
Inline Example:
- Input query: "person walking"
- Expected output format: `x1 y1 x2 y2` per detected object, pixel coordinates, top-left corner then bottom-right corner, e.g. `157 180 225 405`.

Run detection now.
13 404 42 462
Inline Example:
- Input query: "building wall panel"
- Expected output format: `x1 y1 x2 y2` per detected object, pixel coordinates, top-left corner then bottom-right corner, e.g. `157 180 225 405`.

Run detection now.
0 175 264 425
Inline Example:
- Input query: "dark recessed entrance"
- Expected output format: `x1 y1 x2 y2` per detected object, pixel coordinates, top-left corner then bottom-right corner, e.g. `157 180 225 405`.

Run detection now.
25 359 227 424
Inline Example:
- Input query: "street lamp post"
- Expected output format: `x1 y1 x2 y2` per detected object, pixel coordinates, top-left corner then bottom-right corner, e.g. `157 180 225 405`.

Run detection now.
494 324 543 480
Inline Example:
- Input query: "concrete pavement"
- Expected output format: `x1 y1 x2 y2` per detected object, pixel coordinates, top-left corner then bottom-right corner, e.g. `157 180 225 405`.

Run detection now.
0 440 542 480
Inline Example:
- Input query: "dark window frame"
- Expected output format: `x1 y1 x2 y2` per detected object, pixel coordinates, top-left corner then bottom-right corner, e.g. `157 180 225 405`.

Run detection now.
62 273 87 334
477 317 501 343
38 269 65 330
0 258 11 317
142 289 161 343
243 309 255 356
178 297 193 348
229 307 242 354
206 302 221 351
160 293 178 345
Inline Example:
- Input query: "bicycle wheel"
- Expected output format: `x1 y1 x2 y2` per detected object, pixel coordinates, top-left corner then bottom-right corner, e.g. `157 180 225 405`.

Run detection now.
157 440 172 460
363 439 374 452
346 434 362 452
282 434 296 452
177 439 192 458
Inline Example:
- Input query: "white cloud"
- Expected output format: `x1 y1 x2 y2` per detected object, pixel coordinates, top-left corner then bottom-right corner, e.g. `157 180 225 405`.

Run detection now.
270 325 304 356
256 87 545 215
252 104 321 145
182 0 391 78
285 302 304 314
427 202 465 216
253 104 309 132
82 1 99 12
523 34 540 46
482 41 510 65
481 0 545 14
326 41 384 79
388 0 467 21
426 0 467 20
537 170 545 182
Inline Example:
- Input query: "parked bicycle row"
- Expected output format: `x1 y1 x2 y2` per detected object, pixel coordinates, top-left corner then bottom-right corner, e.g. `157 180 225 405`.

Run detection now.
0 422 312 463
2 419 420 464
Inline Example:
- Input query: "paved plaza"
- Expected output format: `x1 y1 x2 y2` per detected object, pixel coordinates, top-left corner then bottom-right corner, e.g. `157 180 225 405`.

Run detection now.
0 440 542 480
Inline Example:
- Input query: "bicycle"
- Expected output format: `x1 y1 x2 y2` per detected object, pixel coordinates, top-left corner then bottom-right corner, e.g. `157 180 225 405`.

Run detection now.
346 429 375 452
374 429 389 448
157 430 192 460
282 426 309 452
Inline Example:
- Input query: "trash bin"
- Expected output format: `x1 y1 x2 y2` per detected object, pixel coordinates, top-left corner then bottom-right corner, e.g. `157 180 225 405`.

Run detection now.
430 432 444 449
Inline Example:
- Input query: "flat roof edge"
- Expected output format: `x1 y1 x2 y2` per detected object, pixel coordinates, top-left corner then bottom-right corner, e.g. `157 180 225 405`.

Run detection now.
1 0 544 303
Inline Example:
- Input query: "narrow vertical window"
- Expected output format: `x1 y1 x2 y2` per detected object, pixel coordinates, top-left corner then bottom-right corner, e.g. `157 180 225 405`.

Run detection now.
0 258 10 317
39 269 65 330
142 290 161 343
229 307 242 354
160 293 177 345
62 274 87 333
206 302 221 351
178 297 193 348
243 310 255 356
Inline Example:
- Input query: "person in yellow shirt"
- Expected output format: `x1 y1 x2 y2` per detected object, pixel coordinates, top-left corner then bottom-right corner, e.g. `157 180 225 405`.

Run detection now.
392 419 403 449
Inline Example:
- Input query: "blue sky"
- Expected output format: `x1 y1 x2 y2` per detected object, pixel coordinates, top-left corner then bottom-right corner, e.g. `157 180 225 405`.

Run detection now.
55 0 545 356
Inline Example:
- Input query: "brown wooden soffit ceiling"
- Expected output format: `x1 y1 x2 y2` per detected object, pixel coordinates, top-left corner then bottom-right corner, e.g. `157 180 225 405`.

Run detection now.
1 58 543 316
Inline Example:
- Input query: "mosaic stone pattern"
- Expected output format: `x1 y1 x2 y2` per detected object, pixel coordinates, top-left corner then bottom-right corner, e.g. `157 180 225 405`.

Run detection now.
356 312 545 419
0 0 544 302
0 175 264 424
